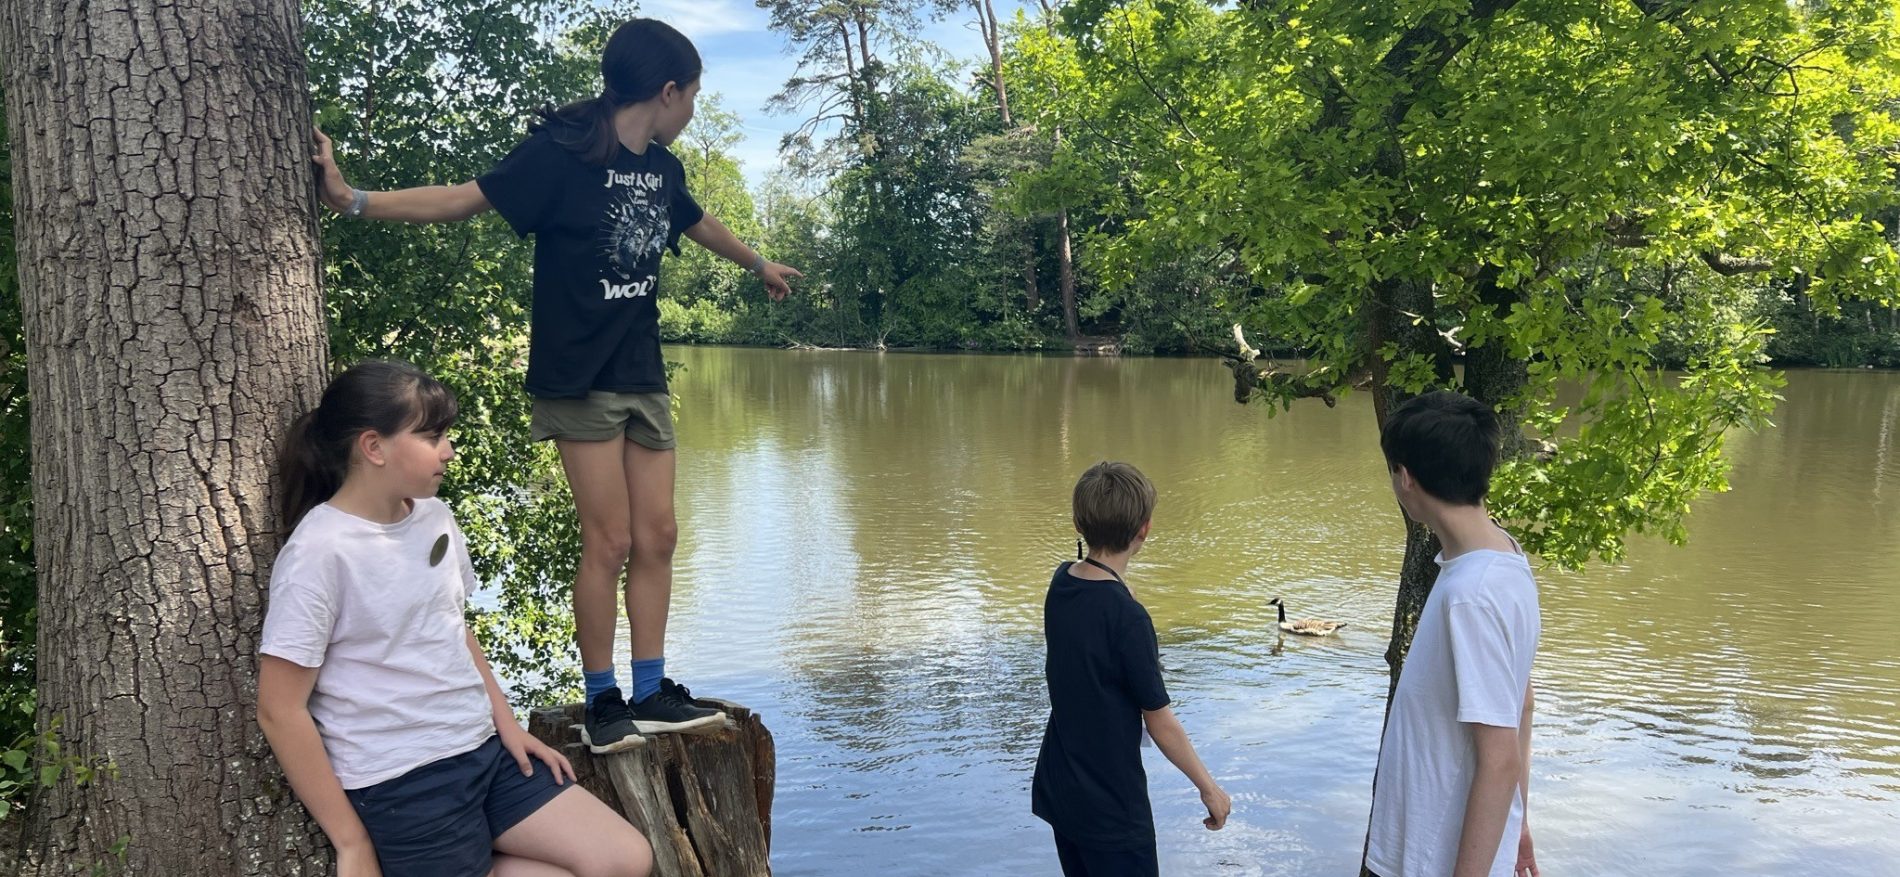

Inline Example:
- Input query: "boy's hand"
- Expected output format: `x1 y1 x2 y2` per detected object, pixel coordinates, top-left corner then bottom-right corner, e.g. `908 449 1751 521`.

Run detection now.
499 724 574 785
311 128 355 214
1515 823 1538 876
758 261 802 301
336 840 382 877
1200 785 1232 830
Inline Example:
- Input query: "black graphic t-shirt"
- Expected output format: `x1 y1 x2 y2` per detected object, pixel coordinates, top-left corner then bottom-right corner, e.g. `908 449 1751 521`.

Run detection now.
477 129 704 398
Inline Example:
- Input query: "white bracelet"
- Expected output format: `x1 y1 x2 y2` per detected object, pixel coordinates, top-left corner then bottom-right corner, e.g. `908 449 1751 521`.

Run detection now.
747 251 766 275
346 188 368 218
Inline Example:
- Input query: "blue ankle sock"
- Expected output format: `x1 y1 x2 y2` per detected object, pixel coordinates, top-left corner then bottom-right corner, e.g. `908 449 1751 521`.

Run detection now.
631 657 665 703
584 667 618 702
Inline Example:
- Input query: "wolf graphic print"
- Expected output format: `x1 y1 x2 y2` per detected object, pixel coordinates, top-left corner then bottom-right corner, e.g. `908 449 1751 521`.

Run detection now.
598 168 669 299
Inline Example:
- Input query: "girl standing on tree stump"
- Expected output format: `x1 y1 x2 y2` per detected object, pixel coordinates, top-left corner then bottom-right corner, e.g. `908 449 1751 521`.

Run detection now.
310 18 799 753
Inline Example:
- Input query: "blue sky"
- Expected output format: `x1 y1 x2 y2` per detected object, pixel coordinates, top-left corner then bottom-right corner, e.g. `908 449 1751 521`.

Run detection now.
638 0 1034 188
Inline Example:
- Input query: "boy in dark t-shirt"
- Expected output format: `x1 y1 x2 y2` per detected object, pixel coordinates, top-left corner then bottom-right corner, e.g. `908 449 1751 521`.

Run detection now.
1032 462 1231 876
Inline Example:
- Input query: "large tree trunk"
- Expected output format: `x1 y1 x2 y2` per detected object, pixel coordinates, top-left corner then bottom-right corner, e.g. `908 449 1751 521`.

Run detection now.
1356 274 1455 877
0 0 330 872
1464 281 1533 458
1366 276 1457 690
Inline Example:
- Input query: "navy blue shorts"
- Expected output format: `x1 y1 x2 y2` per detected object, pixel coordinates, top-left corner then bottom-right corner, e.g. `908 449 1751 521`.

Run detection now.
346 735 566 877
1053 830 1158 877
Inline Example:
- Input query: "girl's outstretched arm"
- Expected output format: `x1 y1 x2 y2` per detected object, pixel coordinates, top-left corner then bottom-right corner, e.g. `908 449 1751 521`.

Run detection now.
683 214 802 301
312 128 491 223
257 655 382 876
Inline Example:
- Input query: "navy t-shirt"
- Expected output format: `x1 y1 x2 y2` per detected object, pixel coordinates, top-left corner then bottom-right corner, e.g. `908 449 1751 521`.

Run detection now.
477 128 704 399
1031 562 1171 849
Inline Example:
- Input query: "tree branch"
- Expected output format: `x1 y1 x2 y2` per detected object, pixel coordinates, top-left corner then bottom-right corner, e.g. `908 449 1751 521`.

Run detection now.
1698 251 1776 276
1604 214 1776 274
1229 324 1362 407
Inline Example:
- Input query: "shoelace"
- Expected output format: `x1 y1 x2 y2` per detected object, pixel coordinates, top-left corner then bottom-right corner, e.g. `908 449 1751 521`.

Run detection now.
659 678 698 707
594 692 635 722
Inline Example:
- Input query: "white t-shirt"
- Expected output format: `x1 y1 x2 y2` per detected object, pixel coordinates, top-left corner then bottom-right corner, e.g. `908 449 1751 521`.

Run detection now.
259 499 496 789
1366 547 1541 877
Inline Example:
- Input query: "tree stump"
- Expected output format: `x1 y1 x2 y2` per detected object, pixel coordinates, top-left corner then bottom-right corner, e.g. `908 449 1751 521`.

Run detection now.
527 699 775 877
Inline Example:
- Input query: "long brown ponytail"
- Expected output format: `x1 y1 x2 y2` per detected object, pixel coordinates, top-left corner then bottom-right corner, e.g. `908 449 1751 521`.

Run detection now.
277 361 458 534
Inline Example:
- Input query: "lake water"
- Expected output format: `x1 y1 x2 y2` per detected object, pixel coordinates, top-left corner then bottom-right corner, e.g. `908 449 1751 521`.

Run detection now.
641 346 1900 876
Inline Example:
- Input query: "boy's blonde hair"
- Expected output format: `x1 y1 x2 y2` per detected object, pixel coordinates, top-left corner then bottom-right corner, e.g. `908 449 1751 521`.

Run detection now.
1072 461 1156 553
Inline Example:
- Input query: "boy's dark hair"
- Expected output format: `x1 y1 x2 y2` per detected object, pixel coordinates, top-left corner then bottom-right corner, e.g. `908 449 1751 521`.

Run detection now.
533 18 703 167
1073 462 1157 553
278 360 458 534
1379 390 1500 506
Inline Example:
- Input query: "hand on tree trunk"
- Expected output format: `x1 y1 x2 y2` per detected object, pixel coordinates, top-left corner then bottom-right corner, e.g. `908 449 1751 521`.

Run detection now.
311 128 355 214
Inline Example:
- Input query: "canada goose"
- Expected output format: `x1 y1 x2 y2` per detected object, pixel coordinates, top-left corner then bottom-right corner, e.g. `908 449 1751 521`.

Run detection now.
1267 597 1348 636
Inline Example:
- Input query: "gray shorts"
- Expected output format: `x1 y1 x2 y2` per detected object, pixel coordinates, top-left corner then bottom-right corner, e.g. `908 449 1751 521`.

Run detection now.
530 391 675 449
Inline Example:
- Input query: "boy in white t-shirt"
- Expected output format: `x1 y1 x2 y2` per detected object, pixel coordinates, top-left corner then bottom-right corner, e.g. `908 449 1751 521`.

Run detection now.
1366 390 1541 877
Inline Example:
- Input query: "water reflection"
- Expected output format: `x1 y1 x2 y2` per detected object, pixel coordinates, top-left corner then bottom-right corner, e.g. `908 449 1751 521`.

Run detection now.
649 348 1900 876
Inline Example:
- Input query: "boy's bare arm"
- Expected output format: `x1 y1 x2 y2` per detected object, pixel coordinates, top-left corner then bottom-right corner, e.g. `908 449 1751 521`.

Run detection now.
1455 723 1522 877
1518 681 1534 811
1141 706 1232 830
1516 682 1538 876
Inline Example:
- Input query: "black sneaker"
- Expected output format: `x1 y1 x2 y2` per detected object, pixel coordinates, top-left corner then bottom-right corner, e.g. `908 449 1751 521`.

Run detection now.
628 677 726 734
581 687 645 754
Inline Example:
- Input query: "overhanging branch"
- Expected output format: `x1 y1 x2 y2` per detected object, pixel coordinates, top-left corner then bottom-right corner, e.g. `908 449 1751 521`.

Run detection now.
1605 214 1777 275
1229 324 1363 407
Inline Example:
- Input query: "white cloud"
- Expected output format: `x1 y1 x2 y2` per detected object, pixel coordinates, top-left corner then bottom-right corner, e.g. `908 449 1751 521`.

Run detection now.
640 0 761 39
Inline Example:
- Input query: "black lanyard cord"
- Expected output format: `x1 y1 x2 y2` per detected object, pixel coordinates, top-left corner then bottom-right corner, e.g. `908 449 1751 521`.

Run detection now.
1079 557 1124 583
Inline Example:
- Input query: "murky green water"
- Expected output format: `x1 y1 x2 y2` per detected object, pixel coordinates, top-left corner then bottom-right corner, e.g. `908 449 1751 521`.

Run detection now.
644 346 1900 876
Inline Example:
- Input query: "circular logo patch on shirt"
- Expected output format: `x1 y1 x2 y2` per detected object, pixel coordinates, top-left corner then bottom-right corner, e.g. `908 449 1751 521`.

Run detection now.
429 533 449 567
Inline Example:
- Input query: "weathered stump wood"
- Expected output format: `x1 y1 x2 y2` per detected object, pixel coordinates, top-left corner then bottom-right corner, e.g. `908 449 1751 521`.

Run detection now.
528 698 775 877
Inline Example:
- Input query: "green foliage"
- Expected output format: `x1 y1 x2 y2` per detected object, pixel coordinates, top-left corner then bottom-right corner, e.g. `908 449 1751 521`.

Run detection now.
665 95 769 323
658 296 741 343
828 64 994 343
1013 0 1900 566
0 88 36 751
0 710 115 824
1759 294 1900 367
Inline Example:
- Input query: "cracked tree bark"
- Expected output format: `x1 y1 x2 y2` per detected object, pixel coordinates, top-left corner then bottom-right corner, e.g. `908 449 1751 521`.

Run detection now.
0 0 330 872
